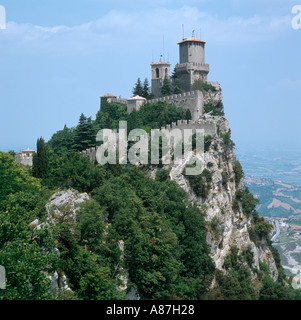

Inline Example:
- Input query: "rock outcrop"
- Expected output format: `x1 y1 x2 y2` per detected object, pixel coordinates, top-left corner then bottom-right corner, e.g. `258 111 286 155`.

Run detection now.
169 86 279 282
32 189 90 295
46 189 90 223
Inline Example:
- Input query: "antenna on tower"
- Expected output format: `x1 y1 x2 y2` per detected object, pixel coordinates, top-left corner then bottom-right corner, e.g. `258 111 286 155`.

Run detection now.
182 24 185 40
163 35 165 62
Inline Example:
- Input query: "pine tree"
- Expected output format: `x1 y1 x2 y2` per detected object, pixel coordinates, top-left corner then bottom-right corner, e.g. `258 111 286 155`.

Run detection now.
32 137 48 179
171 67 184 94
73 113 95 151
160 76 173 97
132 78 143 96
171 67 177 80
142 78 151 99
173 85 183 94
185 109 192 121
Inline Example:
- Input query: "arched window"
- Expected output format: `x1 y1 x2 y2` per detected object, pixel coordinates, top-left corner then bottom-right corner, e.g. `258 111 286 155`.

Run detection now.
156 68 159 78
165 68 168 76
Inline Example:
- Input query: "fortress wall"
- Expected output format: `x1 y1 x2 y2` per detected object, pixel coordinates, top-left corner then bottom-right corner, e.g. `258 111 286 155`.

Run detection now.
106 90 204 121
107 98 145 114
147 90 204 121
82 119 216 163
107 98 128 105
161 119 216 137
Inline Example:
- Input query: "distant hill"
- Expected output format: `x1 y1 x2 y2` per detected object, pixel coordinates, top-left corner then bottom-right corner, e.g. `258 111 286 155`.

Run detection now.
238 150 301 187
245 175 301 218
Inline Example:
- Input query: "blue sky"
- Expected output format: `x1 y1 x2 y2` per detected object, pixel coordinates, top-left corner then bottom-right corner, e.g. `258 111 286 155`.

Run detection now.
0 0 300 155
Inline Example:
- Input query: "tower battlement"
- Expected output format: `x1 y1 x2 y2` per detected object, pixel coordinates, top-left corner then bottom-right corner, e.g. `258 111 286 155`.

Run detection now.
158 119 216 137
101 34 216 120
147 90 204 121
151 60 171 97
150 35 210 96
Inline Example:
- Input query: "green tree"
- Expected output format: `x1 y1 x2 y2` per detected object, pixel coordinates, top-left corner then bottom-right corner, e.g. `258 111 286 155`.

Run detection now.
142 78 152 99
132 77 144 96
0 152 41 203
155 169 170 182
43 151 105 193
47 125 75 155
127 101 186 133
185 168 213 198
73 114 95 152
171 67 184 94
203 101 224 116
76 200 105 252
160 76 173 97
185 109 192 121
95 100 127 133
0 186 58 299
32 137 49 179
92 167 215 299
192 79 216 93
76 249 122 300
234 160 244 186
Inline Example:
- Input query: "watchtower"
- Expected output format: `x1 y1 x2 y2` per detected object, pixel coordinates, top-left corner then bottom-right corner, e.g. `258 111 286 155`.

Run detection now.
151 59 171 97
174 34 209 92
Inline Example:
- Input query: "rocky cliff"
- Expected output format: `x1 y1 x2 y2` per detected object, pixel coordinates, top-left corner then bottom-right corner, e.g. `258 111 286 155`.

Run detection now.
169 85 279 283
44 85 281 297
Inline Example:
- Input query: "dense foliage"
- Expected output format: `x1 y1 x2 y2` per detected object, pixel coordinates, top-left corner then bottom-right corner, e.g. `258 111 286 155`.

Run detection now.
203 101 225 116
0 150 215 300
2 100 301 300
208 244 300 300
92 167 215 299
185 167 213 198
0 153 56 299
132 77 153 99
192 79 217 93
160 76 183 96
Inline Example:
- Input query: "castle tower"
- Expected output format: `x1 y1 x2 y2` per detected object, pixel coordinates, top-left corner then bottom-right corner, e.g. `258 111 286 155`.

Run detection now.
174 35 209 92
151 59 171 97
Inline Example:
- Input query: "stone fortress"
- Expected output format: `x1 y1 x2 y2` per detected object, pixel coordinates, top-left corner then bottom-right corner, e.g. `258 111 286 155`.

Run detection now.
82 34 282 285
101 32 220 122
101 34 220 121
83 33 224 161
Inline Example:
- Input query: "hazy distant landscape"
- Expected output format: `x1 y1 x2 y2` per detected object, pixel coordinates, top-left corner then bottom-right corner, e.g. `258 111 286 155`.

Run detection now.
238 149 301 277
237 149 301 186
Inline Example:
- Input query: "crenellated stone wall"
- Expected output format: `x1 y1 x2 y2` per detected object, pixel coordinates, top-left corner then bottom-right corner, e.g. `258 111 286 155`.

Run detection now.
82 119 217 164
105 90 205 121
159 119 216 137
147 90 203 121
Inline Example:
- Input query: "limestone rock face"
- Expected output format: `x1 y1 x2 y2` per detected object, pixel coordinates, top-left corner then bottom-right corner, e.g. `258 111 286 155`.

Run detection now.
201 137 278 280
46 189 90 223
169 86 279 281
44 189 133 297
42 189 90 295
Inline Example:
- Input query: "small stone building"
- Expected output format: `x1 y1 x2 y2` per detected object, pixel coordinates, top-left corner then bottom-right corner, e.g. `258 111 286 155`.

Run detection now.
15 148 36 166
127 95 147 113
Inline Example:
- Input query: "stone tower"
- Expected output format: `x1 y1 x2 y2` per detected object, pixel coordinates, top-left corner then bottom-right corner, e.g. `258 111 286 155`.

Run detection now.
151 59 171 97
174 35 209 92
